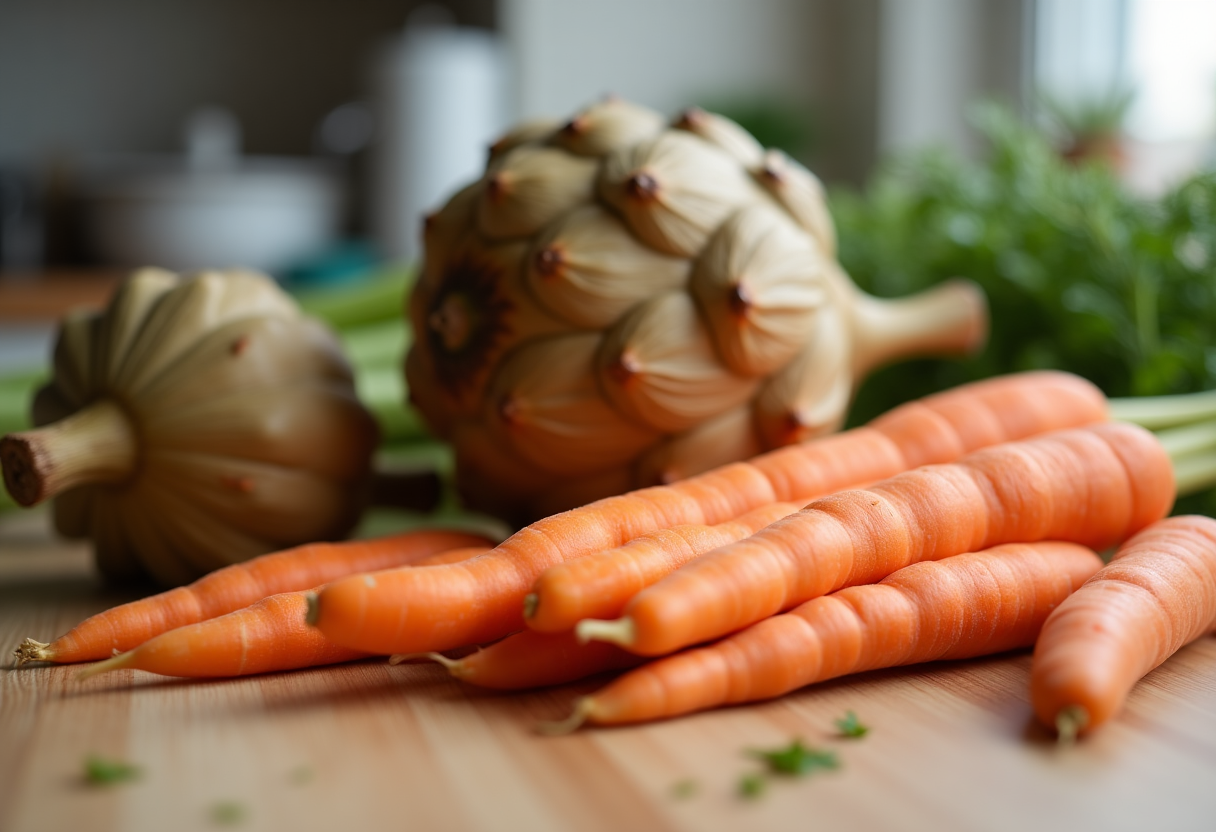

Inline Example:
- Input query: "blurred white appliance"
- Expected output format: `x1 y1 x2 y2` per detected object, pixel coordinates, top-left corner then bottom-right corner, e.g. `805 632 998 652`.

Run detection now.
371 15 508 265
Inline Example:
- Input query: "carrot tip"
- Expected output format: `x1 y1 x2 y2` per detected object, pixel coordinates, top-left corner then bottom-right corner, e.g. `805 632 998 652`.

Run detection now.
574 617 635 647
76 651 134 682
303 592 321 627
522 593 539 620
1055 705 1090 745
536 698 595 736
12 638 52 668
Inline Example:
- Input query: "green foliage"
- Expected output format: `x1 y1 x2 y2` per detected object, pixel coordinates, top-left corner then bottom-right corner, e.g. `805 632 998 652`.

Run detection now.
1038 87 1135 143
834 710 869 738
833 101 1216 428
748 739 840 776
83 755 141 785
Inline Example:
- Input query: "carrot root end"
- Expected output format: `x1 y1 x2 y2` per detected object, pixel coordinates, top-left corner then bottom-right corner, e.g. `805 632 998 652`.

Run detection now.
389 652 463 675
536 698 595 736
1055 705 1090 745
76 651 135 681
575 617 635 647
12 638 52 668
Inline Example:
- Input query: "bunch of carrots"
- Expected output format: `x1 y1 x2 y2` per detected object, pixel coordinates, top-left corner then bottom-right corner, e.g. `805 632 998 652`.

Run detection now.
16 371 1216 743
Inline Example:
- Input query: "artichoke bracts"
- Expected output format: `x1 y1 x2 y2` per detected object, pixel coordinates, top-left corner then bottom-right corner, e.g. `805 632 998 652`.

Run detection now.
0 268 379 586
407 99 987 524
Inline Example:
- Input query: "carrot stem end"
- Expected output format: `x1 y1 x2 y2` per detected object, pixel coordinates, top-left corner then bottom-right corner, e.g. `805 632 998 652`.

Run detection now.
1055 705 1090 745
12 638 52 667
522 592 539 620
574 617 636 647
303 592 321 627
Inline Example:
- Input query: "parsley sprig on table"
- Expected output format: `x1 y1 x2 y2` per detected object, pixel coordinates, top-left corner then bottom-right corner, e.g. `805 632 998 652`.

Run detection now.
83 755 140 785
738 738 840 797
834 710 870 738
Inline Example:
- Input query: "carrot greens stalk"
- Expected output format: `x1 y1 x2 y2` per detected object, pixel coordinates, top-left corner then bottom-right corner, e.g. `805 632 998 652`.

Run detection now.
310 371 1111 656
1030 514 1216 741
15 528 493 667
546 542 1103 730
1108 389 1216 430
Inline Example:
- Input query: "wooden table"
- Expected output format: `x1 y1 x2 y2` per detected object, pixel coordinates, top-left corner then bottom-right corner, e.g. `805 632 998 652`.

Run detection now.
1 510 1214 832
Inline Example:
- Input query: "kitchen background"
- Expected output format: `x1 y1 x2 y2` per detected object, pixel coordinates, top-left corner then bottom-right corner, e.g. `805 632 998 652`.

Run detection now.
1 0 1214 367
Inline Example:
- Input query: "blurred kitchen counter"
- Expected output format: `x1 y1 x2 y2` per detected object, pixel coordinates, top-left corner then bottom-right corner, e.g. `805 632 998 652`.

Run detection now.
1 509 1214 832
0 270 123 322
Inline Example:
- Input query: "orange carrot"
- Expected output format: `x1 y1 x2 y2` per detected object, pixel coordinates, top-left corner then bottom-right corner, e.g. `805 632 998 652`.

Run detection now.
397 630 645 690
1030 515 1216 741
577 422 1174 656
310 372 1109 655
77 543 496 680
14 528 493 666
548 542 1103 729
525 502 800 632
77 591 371 679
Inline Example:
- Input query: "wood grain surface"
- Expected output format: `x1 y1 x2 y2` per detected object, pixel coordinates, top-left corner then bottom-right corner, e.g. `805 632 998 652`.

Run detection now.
1 509 1214 832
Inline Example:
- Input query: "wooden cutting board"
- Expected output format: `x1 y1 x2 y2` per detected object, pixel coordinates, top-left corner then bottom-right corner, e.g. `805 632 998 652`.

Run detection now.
1 510 1214 832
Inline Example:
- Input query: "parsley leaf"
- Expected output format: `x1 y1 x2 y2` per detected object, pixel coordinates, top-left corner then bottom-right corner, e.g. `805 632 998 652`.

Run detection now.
834 710 869 738
209 801 247 826
83 755 140 785
670 779 699 799
748 739 839 776
738 773 767 799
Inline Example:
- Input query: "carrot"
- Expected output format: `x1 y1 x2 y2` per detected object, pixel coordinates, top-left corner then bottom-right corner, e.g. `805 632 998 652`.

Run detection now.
76 591 371 679
396 630 645 690
524 502 801 633
412 545 495 566
547 542 1103 729
77 543 496 681
13 528 493 666
310 372 1109 655
577 422 1174 656
1030 515 1216 741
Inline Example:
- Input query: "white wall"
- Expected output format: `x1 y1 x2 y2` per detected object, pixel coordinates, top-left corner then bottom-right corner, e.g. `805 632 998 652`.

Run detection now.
500 0 821 122
879 0 1030 157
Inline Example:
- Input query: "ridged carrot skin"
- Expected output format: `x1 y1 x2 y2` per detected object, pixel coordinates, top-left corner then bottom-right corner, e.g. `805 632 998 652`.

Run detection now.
421 630 645 690
565 542 1103 727
525 502 801 632
14 528 493 666
589 422 1173 656
312 372 1109 655
1030 515 1216 738
412 545 495 566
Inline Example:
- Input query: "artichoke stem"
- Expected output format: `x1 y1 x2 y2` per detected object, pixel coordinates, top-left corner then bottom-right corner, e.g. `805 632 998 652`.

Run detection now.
849 279 988 378
0 399 138 507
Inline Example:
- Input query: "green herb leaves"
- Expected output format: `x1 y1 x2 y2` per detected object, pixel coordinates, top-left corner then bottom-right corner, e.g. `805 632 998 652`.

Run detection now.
748 739 840 775
83 755 140 785
834 710 869 738
737 738 840 798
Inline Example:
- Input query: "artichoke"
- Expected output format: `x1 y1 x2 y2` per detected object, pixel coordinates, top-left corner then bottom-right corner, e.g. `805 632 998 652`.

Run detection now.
406 99 986 524
0 268 379 586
